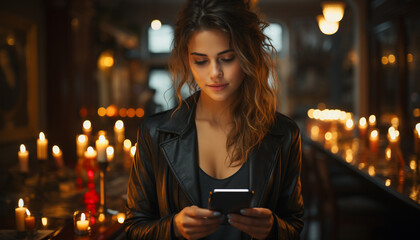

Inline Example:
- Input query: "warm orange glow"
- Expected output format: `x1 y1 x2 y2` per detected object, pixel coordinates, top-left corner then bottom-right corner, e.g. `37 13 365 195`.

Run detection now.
321 1 345 22
18 198 24 208
391 117 399 128
381 56 388 65
119 108 127 117
407 53 413 63
385 179 391 187
325 132 333 141
52 145 61 155
26 209 31 216
78 134 87 143
368 166 375 176
98 213 105 223
127 108 136 118
416 123 420 137
39 132 45 141
130 146 136 157
42 217 48 226
414 108 420 117
370 130 378 139
388 127 399 143
317 15 339 35
80 107 88 118
115 120 124 130
123 139 132 151
117 213 126 224
307 109 315 119
388 54 396 64
107 105 118 117
385 147 391 161
359 117 367 129
410 160 417 171
98 107 107 117
83 120 92 130
345 118 354 130
136 108 145 118
98 51 114 70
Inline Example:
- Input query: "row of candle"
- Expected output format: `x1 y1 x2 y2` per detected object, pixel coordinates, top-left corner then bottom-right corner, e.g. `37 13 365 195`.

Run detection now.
17 132 64 173
307 108 420 157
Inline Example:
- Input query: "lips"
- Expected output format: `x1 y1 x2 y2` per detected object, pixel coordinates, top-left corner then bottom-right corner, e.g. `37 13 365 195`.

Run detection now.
207 83 228 91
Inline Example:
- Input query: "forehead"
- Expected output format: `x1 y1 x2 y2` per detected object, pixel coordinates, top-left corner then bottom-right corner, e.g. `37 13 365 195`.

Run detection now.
188 29 231 54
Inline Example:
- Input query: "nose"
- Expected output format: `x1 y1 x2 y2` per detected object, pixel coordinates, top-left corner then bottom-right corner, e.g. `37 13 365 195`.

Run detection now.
209 61 223 80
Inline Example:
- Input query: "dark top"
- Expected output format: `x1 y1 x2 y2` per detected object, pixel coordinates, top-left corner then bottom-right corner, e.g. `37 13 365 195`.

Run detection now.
199 161 250 240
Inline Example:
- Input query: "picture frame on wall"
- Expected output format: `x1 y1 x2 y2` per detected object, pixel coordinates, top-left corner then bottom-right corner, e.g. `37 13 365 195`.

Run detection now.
0 12 39 142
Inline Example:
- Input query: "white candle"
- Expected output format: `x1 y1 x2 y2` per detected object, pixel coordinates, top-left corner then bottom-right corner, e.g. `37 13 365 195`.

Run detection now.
76 134 88 158
37 132 48 160
15 198 26 231
18 144 29 173
76 213 89 231
106 146 114 161
114 120 125 143
96 135 109 162
84 146 97 160
52 145 64 168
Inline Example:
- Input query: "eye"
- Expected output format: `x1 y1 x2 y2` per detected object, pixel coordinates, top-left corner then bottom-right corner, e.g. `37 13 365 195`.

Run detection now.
194 60 208 65
220 56 235 63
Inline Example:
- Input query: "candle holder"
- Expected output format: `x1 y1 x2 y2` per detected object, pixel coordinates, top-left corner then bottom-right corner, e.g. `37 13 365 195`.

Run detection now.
73 210 91 236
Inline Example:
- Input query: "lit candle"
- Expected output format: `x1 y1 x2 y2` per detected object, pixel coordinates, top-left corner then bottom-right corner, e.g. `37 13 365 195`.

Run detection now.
76 213 89 231
37 132 48 160
130 145 136 159
82 120 92 137
52 145 64 168
25 209 35 231
106 146 114 161
84 146 97 161
123 139 132 153
18 144 29 173
41 217 48 227
345 118 354 131
358 117 367 139
369 129 379 154
96 135 109 162
310 125 320 141
117 213 125 224
114 120 125 143
76 134 88 158
15 198 26 231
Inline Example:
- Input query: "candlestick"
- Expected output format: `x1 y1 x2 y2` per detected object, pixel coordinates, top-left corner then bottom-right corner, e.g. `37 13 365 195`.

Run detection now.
15 198 26 232
76 134 88 158
37 132 48 160
96 135 109 163
52 145 64 168
369 129 379 154
25 209 36 231
18 144 29 173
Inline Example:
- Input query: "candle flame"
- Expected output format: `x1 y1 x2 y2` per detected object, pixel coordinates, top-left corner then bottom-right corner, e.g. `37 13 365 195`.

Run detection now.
87 146 94 154
26 209 31 216
52 145 60 154
117 213 125 224
115 120 124 130
370 130 378 138
385 179 391 187
39 132 45 140
359 117 367 128
106 146 114 155
81 213 86 221
18 198 24 208
83 120 91 130
20 144 26 152
124 139 132 149
78 134 87 143
99 135 106 142
42 217 48 226
345 119 354 129
416 123 420 137
385 147 391 160
368 115 376 126
130 146 136 157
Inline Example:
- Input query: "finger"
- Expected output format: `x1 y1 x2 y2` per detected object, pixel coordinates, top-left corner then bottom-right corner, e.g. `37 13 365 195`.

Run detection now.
228 213 271 228
239 208 272 218
185 206 221 218
183 215 222 228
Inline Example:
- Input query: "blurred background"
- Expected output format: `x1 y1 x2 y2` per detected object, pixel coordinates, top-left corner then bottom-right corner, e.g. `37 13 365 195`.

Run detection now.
0 0 419 239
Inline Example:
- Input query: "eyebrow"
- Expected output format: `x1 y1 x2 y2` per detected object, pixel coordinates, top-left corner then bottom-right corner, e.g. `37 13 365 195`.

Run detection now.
190 49 234 56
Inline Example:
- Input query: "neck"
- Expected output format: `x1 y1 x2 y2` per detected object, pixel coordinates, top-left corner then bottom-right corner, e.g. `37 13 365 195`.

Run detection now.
195 93 234 126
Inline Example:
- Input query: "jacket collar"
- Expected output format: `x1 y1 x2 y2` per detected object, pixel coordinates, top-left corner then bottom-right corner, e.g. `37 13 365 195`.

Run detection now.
158 92 282 207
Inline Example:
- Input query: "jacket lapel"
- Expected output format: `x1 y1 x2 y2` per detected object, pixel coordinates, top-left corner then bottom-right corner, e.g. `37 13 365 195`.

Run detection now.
158 94 201 206
249 134 281 207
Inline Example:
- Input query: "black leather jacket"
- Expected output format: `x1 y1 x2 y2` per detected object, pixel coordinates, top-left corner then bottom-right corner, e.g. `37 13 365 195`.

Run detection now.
125 93 304 239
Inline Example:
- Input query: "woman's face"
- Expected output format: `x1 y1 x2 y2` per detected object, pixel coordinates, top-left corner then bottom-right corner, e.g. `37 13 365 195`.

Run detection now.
188 29 245 104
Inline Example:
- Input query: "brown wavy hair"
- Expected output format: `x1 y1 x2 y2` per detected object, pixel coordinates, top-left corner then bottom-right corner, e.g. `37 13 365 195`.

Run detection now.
169 0 278 166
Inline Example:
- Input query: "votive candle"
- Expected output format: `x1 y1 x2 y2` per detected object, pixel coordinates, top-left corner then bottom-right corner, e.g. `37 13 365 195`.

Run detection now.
25 209 35 231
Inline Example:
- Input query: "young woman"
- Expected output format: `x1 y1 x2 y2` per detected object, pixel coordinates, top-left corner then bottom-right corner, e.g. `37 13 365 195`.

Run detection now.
125 0 304 239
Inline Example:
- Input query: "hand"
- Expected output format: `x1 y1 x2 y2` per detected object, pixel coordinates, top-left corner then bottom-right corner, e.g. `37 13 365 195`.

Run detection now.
228 208 274 240
173 205 222 240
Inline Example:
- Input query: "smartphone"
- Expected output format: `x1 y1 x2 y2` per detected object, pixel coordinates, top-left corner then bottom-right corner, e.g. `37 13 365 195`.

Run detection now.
208 189 254 215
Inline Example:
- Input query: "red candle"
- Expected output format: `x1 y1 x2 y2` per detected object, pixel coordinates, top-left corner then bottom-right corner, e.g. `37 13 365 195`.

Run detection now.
25 209 35 230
